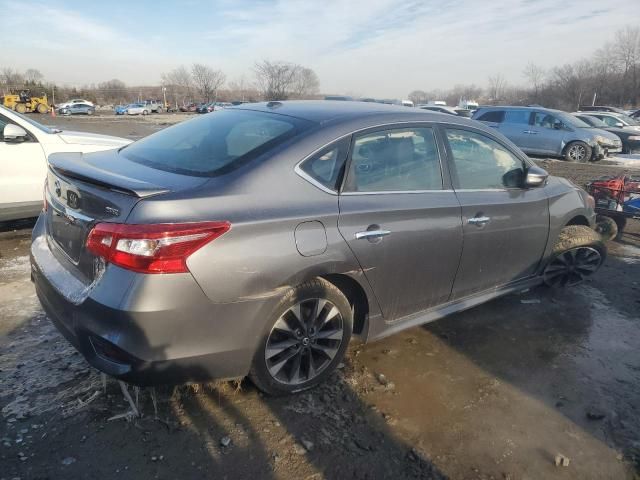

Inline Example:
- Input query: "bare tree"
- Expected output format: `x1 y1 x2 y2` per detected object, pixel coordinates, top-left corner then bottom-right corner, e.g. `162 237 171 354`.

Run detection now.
253 60 300 100
97 79 128 104
613 26 640 104
291 67 320 98
191 64 226 102
24 68 44 84
523 63 546 101
1 68 24 88
487 74 507 102
408 90 428 104
162 66 193 106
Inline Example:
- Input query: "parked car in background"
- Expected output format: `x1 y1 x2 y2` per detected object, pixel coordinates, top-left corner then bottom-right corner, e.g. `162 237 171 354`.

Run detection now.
56 98 94 110
142 99 164 113
57 103 96 116
179 103 198 112
629 109 640 119
578 105 627 114
124 103 150 115
419 105 459 115
473 106 616 162
0 105 130 221
578 112 640 132
574 113 640 154
31 101 604 395
324 95 354 101
196 102 217 114
114 105 128 115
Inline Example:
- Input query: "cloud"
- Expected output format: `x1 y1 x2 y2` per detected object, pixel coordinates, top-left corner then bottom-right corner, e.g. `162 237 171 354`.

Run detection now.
0 0 638 96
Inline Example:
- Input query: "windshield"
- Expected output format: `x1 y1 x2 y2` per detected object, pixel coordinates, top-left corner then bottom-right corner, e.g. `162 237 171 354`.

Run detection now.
555 111 590 128
616 114 640 126
0 105 58 134
121 109 311 177
578 115 607 128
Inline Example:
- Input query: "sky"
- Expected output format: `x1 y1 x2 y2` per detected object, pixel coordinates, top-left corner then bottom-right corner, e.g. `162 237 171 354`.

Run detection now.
1 0 639 98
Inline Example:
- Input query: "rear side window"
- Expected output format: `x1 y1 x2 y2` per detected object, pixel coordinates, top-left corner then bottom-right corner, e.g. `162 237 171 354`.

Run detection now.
476 110 505 123
122 110 309 177
504 110 531 125
299 138 350 192
445 129 524 190
343 127 442 192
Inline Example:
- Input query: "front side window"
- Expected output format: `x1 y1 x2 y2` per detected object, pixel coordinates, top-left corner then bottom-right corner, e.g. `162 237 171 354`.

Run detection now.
533 112 562 130
343 127 442 192
122 109 310 177
504 110 531 125
299 138 349 191
445 129 524 190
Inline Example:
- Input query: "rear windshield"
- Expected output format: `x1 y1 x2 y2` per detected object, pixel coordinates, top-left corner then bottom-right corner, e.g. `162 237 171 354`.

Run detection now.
121 109 309 176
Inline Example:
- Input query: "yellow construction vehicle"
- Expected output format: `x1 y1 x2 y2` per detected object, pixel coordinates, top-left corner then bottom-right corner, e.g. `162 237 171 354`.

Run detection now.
1 90 50 114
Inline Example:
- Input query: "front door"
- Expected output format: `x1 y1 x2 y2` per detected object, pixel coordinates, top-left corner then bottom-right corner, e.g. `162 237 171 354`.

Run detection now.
527 111 569 156
442 127 550 299
0 114 46 210
337 125 463 321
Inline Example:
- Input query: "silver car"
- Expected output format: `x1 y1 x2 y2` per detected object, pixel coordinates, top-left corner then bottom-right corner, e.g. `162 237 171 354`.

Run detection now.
31 101 604 395
473 106 620 162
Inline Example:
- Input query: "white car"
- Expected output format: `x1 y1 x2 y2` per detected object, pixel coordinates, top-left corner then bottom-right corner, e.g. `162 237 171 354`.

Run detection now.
0 105 131 222
125 103 150 115
55 98 94 110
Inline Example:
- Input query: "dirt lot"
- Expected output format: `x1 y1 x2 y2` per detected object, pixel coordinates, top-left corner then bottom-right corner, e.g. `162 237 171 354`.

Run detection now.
1 115 639 480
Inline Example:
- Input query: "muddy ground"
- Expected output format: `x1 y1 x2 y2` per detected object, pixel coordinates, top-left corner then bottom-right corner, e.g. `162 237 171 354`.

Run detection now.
1 115 639 480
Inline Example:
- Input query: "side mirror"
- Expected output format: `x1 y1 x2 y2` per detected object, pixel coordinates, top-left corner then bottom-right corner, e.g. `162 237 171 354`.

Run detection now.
553 122 563 130
3 124 29 142
615 122 624 128
524 165 548 188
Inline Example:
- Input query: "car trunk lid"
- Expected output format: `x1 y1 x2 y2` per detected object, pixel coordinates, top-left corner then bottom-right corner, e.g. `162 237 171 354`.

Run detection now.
45 150 208 281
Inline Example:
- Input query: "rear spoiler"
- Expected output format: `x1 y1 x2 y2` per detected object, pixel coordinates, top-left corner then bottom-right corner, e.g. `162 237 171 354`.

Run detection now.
48 152 169 198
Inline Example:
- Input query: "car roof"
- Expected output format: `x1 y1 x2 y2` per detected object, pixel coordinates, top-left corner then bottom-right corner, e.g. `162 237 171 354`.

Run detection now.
231 100 473 125
475 105 565 114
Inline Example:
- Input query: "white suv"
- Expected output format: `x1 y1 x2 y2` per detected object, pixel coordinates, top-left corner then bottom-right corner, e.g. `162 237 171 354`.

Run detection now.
0 105 131 221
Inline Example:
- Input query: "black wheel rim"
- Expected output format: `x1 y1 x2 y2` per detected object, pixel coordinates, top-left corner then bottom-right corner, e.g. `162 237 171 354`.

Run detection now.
265 298 344 385
543 247 602 287
568 144 587 162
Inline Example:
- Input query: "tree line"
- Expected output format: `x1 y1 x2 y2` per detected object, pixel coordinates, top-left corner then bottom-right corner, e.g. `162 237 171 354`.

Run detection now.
409 26 640 111
0 60 320 107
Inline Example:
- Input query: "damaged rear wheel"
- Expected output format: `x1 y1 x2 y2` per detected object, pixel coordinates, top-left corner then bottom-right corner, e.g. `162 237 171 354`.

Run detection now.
543 225 606 287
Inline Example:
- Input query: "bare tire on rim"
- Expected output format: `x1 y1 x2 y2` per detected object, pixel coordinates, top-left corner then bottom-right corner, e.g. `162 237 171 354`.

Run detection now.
564 141 591 163
543 225 606 287
249 278 352 395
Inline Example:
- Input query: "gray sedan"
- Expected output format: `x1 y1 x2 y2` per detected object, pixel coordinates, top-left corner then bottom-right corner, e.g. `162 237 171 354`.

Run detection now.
31 101 604 395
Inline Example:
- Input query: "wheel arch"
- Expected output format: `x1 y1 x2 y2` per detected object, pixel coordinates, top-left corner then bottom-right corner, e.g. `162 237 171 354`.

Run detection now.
319 273 369 338
565 215 590 227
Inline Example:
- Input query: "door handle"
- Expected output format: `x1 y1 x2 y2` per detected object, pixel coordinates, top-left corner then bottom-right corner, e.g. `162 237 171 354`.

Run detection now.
355 229 391 240
467 216 490 226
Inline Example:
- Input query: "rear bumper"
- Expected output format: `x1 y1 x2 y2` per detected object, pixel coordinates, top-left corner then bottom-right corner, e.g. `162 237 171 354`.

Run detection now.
30 214 270 386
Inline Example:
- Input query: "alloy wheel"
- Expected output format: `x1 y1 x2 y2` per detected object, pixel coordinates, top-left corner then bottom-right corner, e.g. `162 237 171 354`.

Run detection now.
567 144 587 162
265 298 344 385
543 247 603 287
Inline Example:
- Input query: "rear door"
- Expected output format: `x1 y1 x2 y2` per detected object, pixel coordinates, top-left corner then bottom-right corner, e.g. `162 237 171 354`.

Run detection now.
499 109 536 153
337 125 463 321
442 127 549 299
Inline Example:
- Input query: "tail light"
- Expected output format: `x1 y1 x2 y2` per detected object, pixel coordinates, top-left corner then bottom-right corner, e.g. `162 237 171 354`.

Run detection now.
86 222 230 274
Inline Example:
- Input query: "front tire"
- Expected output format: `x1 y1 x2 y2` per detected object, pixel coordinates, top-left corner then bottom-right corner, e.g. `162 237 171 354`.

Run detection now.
249 278 352 396
564 141 591 163
543 225 606 287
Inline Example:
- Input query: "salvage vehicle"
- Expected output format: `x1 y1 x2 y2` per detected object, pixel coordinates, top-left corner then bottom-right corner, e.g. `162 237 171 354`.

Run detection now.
473 106 618 162
587 174 640 238
31 101 605 395
124 103 150 115
0 105 130 221
577 112 640 133
574 113 640 154
56 98 94 110
58 103 96 116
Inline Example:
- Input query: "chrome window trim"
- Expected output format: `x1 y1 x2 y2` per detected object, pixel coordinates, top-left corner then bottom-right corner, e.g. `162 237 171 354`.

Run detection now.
341 189 454 196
